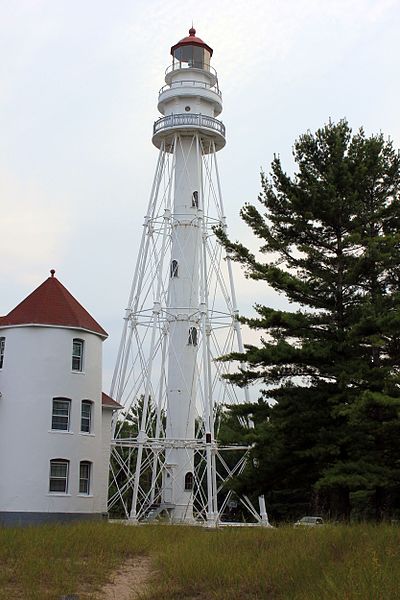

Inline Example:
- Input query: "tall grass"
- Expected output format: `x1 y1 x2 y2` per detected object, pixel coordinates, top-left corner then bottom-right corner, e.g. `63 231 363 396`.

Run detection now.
0 522 398 599
149 524 400 600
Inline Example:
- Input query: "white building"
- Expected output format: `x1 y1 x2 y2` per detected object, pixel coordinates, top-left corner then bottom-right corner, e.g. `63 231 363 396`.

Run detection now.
0 270 120 525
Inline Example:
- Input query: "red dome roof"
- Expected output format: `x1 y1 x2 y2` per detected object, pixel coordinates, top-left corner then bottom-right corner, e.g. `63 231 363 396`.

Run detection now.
0 271 107 338
171 27 213 57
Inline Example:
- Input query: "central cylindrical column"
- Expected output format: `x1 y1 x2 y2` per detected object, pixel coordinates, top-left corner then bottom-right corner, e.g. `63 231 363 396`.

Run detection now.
164 134 201 520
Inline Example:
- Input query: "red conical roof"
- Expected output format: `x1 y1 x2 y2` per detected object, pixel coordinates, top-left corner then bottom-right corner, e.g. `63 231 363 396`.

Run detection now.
171 27 213 57
0 270 107 338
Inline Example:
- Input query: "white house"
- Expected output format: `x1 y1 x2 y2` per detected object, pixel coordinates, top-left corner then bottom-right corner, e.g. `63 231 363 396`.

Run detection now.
0 270 120 525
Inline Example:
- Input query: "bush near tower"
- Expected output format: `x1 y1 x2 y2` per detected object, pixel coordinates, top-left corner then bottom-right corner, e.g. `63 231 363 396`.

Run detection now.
217 119 400 522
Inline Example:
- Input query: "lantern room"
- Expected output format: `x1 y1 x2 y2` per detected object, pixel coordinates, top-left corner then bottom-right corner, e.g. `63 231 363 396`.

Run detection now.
170 27 213 71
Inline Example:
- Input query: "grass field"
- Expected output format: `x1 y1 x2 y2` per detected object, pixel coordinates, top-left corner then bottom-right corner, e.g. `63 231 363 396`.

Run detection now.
0 522 399 599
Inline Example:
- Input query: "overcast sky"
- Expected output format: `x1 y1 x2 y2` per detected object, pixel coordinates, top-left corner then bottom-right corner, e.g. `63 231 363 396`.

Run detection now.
1 0 399 389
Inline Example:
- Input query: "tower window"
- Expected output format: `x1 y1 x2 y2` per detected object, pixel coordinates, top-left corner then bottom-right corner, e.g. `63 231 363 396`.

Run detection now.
72 339 84 371
52 398 71 431
0 337 5 369
79 461 92 495
170 260 179 278
184 471 194 490
81 400 93 433
49 459 69 493
188 327 198 346
192 191 199 208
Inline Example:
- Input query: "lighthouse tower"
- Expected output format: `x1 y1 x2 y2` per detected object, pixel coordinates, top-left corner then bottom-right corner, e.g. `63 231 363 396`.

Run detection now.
109 29 268 526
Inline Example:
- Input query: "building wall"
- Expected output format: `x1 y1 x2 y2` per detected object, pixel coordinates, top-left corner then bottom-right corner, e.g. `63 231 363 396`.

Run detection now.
100 407 114 510
0 325 108 522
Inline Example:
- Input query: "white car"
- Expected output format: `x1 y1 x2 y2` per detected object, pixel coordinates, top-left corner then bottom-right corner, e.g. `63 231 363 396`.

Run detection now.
294 516 324 527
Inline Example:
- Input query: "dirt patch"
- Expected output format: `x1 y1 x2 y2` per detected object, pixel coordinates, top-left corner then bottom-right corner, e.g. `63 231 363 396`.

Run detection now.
93 556 151 600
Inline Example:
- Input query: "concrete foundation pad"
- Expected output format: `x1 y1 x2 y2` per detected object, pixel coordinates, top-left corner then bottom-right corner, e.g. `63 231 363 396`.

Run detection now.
0 511 107 527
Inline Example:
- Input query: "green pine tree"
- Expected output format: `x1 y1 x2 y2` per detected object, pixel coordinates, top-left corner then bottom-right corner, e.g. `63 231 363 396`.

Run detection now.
217 120 400 521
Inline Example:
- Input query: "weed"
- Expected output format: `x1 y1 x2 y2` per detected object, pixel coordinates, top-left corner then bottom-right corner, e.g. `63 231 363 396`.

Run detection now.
0 522 398 599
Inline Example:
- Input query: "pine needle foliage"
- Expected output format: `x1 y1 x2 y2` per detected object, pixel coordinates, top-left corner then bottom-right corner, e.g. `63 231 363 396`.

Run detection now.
217 119 400 520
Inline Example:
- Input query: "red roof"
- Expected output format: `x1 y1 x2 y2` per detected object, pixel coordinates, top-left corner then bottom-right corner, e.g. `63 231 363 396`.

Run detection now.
0 270 107 338
171 27 213 57
102 392 123 409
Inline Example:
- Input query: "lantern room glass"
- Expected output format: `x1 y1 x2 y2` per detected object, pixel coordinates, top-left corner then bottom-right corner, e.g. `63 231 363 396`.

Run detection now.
172 45 211 71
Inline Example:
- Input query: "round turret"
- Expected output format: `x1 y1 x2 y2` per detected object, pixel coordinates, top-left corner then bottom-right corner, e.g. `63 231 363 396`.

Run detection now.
153 27 225 153
0 272 116 525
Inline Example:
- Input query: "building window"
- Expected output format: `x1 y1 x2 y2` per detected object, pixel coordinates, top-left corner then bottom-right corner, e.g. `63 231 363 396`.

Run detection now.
72 339 84 371
81 400 93 433
192 190 199 208
188 327 198 346
170 260 179 278
79 461 92 494
0 337 5 369
185 471 193 490
49 459 69 493
51 398 71 431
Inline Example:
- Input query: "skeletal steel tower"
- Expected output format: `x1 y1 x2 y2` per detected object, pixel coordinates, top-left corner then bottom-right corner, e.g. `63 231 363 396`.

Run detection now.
109 28 269 527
